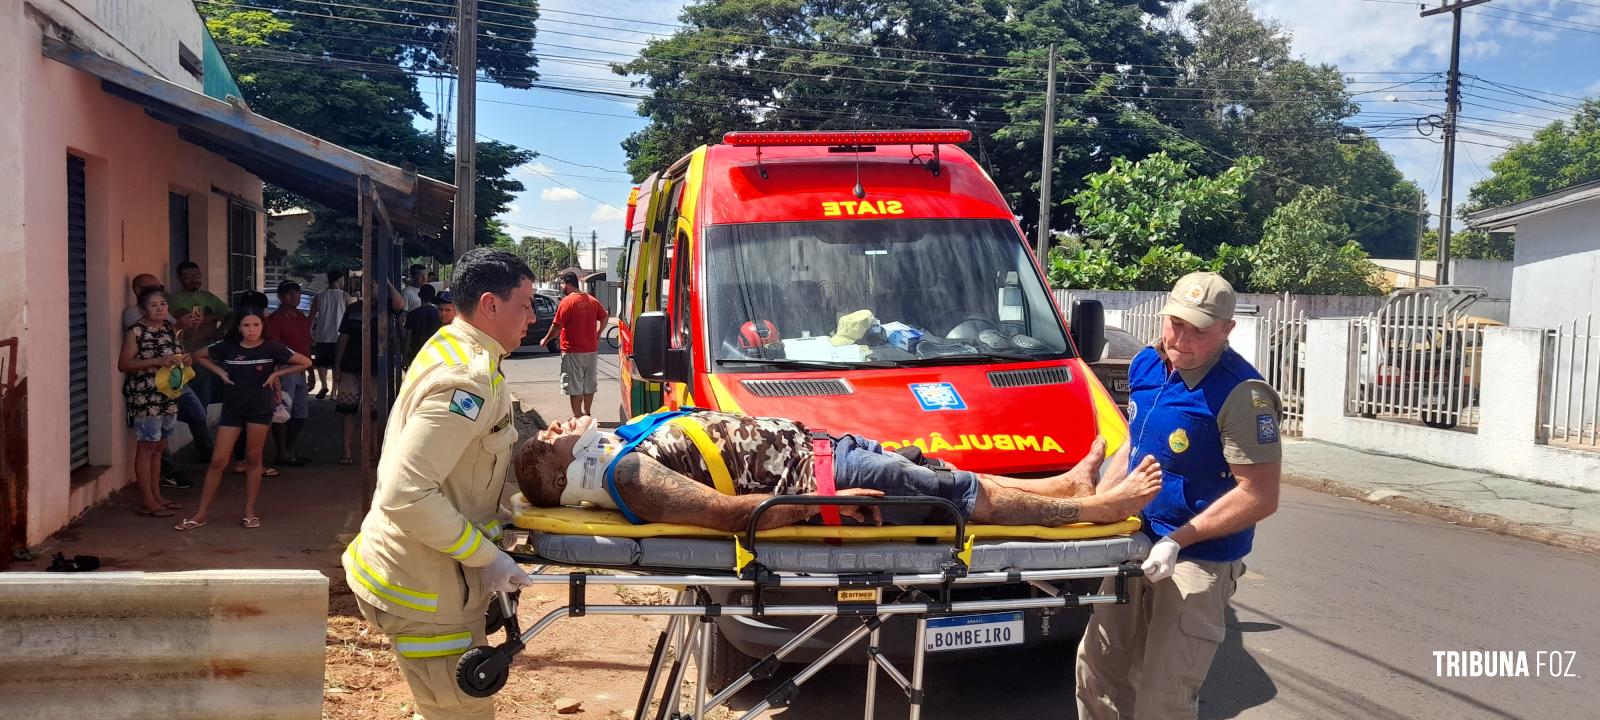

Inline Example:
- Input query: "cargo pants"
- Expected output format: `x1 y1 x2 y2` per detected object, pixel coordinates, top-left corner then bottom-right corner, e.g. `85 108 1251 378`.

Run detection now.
356 596 495 720
1075 557 1245 720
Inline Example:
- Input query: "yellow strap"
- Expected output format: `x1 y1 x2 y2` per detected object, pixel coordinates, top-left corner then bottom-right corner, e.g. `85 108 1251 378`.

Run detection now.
733 536 753 574
669 417 737 496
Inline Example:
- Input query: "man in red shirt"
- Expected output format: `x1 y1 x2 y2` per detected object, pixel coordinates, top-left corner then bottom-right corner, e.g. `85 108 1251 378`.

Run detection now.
265 280 314 465
540 271 609 418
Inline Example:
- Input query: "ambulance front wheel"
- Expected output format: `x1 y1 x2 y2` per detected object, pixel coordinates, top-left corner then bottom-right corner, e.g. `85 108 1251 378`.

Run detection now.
456 646 510 698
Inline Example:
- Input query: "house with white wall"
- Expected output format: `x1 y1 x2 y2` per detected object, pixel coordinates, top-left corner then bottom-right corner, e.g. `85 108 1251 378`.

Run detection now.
1467 179 1600 328
0 0 454 563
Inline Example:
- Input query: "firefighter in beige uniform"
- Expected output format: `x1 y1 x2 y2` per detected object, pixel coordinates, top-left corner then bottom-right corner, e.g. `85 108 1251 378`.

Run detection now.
341 249 538 720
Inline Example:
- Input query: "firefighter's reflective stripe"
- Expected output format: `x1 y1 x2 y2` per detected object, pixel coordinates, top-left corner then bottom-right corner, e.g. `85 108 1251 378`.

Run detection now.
393 631 473 659
432 335 467 366
345 537 439 613
668 416 736 495
479 519 502 541
443 522 485 560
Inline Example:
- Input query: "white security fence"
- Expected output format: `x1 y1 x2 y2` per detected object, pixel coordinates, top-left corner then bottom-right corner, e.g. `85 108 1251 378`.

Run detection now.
0 570 329 720
1543 316 1600 447
1345 292 1486 432
1120 295 1165 345
1256 296 1307 437
1302 320 1600 493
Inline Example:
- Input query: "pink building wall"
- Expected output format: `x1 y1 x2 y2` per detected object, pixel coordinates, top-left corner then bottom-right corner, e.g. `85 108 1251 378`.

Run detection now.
2 4 264 547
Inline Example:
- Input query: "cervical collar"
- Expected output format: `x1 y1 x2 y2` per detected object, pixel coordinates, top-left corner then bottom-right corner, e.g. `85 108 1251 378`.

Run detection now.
560 425 621 509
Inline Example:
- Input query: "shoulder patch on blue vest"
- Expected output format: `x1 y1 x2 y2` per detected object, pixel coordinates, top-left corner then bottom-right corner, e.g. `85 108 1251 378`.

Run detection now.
1257 414 1279 444
449 389 485 421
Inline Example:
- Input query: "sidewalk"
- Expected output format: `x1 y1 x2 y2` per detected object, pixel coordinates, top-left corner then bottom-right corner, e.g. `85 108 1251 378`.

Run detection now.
1284 438 1600 555
9 401 365 572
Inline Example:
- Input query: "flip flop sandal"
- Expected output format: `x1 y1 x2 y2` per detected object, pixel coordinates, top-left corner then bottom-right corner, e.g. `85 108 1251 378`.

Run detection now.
173 519 207 531
163 501 183 510
231 464 247 475
338 457 354 465
45 552 100 572
242 517 261 529
138 507 176 518
262 468 280 478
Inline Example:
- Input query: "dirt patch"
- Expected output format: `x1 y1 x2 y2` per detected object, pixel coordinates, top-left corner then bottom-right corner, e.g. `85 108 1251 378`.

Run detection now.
322 575 679 719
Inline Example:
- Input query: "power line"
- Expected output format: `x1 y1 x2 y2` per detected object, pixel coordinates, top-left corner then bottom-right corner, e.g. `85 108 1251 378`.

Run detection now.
1469 7 1600 36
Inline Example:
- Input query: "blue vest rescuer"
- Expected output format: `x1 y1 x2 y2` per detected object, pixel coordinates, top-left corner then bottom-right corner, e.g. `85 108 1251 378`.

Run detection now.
1126 345 1271 562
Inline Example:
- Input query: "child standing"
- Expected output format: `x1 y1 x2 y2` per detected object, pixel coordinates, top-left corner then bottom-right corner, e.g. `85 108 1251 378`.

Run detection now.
176 308 311 531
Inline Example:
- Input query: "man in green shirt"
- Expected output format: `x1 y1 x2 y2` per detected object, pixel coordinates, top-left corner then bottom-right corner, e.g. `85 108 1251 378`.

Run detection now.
167 261 231 404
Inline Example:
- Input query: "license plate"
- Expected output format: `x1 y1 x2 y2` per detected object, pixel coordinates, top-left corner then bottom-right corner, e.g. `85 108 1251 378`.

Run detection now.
924 611 1024 652
1113 378 1130 392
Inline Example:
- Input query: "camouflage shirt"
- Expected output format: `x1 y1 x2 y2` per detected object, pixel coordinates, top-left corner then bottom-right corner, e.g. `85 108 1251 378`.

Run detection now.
633 411 816 495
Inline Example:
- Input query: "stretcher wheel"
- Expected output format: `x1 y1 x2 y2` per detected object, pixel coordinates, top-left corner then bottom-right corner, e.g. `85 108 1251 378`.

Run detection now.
485 590 520 635
456 646 510 698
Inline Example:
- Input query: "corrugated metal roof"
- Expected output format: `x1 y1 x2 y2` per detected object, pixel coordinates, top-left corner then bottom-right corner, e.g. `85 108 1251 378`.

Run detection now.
42 36 454 241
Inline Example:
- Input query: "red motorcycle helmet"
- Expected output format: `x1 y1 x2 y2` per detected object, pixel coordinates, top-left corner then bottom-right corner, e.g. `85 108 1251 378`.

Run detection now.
738 320 781 351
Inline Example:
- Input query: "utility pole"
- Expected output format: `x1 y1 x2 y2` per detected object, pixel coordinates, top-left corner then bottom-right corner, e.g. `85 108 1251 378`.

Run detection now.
1422 0 1491 285
1415 194 1427 286
590 229 598 273
450 0 478 260
568 226 576 270
1035 43 1057 264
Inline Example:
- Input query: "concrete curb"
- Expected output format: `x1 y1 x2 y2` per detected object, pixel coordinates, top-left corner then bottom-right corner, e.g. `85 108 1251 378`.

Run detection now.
1283 472 1600 557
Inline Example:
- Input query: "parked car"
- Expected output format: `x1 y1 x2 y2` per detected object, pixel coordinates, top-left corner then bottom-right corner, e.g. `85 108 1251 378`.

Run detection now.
263 290 314 314
519 292 559 352
1353 286 1502 429
1089 326 1144 410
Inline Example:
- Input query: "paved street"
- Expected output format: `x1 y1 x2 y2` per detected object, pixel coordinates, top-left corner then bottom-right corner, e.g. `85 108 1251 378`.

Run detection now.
503 343 625 427
675 486 1597 720
500 357 1600 719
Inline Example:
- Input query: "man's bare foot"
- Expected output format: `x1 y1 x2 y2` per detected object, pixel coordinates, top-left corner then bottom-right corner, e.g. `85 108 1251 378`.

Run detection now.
1096 455 1162 519
981 438 1107 499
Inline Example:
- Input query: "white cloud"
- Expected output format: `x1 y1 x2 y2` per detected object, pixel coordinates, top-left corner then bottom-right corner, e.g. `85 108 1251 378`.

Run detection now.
591 204 626 222
516 161 557 177
541 187 582 202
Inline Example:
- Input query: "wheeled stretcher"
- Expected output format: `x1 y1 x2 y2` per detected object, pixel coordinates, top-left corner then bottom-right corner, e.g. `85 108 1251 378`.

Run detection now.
457 495 1149 719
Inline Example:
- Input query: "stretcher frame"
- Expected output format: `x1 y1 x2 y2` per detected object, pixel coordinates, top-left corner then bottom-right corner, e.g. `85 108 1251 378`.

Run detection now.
458 496 1145 719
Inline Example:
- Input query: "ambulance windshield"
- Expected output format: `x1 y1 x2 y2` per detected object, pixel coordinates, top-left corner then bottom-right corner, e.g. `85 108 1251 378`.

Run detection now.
703 218 1072 370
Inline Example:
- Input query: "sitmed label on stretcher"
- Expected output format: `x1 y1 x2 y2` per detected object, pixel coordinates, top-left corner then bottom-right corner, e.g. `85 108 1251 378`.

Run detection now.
925 611 1024 652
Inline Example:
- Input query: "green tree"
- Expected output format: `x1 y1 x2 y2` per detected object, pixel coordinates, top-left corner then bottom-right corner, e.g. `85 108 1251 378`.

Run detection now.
1177 0 1422 256
1465 99 1600 211
199 1 539 271
1250 187 1382 294
1419 228 1515 262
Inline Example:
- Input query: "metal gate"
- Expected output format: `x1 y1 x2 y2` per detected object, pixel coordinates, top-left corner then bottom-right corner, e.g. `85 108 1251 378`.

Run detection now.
1255 294 1306 437
1346 289 1485 431
67 155 90 469
1122 294 1165 345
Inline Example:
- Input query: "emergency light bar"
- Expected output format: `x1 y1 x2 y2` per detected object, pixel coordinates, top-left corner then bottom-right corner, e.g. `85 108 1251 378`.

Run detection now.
722 129 972 147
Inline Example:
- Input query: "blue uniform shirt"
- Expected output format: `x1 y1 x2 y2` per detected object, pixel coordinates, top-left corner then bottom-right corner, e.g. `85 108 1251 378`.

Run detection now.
1125 345 1282 562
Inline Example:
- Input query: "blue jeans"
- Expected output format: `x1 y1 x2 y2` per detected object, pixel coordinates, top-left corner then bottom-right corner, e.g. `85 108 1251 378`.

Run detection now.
832 434 978 525
176 386 211 452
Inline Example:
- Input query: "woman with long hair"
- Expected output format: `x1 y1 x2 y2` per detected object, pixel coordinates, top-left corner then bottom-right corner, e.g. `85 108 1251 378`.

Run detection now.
117 287 186 517
175 307 310 531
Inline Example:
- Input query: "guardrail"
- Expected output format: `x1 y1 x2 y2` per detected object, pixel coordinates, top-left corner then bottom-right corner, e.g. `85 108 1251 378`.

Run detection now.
0 569 328 720
1543 315 1600 449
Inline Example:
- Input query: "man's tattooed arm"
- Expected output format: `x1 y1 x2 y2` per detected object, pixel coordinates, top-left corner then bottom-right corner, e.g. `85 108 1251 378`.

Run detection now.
611 452 813 531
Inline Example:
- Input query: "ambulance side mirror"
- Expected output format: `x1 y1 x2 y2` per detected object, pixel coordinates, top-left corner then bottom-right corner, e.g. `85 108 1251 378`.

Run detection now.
1070 300 1106 363
630 312 690 383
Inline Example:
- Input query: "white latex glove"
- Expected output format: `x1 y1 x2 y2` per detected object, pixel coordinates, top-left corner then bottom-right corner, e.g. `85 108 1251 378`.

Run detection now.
1141 537 1181 583
480 550 532 594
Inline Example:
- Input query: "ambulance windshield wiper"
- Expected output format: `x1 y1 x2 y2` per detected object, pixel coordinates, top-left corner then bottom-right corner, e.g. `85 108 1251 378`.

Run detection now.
716 358 900 370
893 351 1039 366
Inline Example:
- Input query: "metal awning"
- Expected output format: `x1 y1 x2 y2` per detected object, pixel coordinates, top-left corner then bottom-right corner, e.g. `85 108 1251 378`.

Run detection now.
42 36 454 239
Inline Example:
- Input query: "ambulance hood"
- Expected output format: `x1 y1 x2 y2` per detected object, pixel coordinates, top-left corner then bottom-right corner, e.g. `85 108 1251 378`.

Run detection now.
710 359 1114 475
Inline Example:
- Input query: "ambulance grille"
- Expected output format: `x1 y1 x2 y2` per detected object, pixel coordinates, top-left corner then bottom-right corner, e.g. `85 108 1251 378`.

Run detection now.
740 378 854 397
987 367 1072 388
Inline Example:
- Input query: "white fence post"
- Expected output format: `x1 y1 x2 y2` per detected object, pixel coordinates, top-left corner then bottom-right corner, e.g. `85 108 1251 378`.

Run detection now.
1301 319 1352 440
1478 326 1545 445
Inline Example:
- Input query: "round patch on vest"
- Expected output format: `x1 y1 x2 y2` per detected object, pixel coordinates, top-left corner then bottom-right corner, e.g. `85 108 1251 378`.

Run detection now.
1168 428 1190 454
1127 399 1138 423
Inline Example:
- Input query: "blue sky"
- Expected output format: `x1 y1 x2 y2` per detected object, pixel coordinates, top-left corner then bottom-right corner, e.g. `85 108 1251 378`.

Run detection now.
435 0 1600 246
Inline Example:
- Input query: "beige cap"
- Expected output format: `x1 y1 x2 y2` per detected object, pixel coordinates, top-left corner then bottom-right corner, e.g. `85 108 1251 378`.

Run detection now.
1160 272 1236 328
829 309 877 346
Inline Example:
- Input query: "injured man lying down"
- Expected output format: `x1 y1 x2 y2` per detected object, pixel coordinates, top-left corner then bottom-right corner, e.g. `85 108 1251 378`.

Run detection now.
517 411 1161 532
